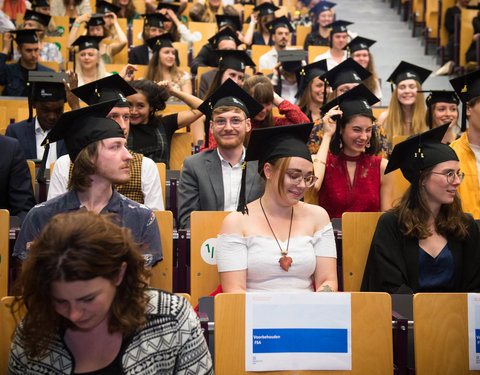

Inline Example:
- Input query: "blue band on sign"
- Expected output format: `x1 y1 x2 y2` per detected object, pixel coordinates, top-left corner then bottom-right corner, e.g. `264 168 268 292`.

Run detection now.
476 329 480 353
252 328 348 353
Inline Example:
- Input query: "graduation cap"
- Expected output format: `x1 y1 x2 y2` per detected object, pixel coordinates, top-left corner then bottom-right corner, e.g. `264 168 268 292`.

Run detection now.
385 123 458 207
386 61 432 92
71 74 137 108
27 71 67 122
143 13 169 29
24 9 51 27
198 78 263 119
449 69 480 131
420 90 459 107
278 49 305 73
10 29 39 44
86 13 105 27
157 2 181 13
208 27 241 48
253 3 279 16
326 20 352 35
96 0 120 14
72 35 104 51
321 83 379 119
237 122 314 213
146 33 174 52
345 36 376 54
310 1 336 16
216 49 255 72
30 0 50 8
266 16 294 34
320 58 371 90
216 14 241 32
295 59 328 99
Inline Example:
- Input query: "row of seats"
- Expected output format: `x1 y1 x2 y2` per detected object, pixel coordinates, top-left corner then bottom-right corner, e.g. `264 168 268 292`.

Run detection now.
0 290 474 374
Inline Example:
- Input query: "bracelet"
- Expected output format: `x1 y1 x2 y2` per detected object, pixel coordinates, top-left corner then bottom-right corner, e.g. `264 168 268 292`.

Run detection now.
73 22 81 27
249 21 256 26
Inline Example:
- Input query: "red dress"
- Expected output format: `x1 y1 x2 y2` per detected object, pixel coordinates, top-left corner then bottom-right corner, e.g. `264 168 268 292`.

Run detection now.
318 152 382 219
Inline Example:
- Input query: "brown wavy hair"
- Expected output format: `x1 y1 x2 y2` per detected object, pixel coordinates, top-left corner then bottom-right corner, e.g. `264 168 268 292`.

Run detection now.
113 0 138 22
243 75 274 127
68 141 99 192
145 48 185 85
11 211 150 359
362 52 381 96
391 165 470 240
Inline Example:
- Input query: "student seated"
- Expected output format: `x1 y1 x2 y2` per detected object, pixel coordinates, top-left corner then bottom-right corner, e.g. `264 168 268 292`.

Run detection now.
8 211 213 374
361 124 480 293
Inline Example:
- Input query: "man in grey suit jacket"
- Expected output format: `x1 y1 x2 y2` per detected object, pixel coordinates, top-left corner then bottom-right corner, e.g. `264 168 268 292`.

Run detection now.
178 78 265 228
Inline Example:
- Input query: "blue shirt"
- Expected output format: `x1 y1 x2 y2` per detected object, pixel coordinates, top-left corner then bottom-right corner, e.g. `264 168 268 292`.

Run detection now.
13 190 162 266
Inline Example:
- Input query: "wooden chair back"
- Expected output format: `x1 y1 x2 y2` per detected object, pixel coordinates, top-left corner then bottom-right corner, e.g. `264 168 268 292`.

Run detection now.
43 34 69 67
0 296 24 374
341 212 383 292
439 0 456 46
372 107 388 121
26 160 36 196
176 293 192 306
0 105 6 131
413 293 475 374
169 131 193 170
150 210 173 292
173 41 189 67
39 60 60 72
459 10 477 67
296 25 312 47
190 211 230 308
163 104 189 116
391 136 410 204
131 18 145 46
215 292 393 374
0 210 9 299
188 21 217 46
196 66 216 97
308 45 329 63
0 99 28 124
156 162 166 207
132 0 146 14
251 44 273 67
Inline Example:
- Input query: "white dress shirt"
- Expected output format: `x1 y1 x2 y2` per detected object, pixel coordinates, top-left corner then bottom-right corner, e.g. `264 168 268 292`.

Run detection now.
35 117 57 166
217 148 245 212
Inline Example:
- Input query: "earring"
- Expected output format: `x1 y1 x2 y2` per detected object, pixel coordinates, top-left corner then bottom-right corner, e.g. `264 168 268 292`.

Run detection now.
339 138 343 149
366 141 371 148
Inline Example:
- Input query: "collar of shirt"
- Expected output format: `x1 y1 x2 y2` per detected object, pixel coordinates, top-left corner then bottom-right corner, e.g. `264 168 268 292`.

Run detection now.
216 147 246 168
67 189 122 213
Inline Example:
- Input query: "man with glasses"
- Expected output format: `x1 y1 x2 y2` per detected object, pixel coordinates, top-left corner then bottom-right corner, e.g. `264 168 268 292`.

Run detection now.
178 79 265 228
450 70 480 219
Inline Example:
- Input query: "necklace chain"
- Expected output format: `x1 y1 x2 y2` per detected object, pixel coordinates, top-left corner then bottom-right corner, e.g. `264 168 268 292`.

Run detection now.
259 198 294 255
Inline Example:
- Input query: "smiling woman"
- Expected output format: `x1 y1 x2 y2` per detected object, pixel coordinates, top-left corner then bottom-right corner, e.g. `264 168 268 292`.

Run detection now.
8 211 213 374
361 124 480 294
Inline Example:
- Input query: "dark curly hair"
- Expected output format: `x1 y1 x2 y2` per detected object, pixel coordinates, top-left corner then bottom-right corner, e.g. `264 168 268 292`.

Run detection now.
11 211 150 359
329 114 379 156
129 79 169 119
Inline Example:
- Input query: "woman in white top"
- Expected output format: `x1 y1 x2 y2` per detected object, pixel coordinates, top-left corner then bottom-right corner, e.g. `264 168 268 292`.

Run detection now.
216 123 338 293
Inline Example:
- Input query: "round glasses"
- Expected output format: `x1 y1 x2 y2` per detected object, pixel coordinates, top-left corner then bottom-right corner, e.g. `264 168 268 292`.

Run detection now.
213 117 246 127
285 171 318 188
430 170 465 184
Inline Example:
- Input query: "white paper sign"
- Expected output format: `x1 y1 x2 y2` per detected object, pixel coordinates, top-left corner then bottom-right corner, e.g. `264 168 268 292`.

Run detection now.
200 238 217 265
245 293 352 371
468 293 480 370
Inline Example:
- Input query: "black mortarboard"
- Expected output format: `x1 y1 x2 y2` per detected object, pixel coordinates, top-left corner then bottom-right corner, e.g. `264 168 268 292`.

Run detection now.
345 36 376 54
237 123 313 213
72 35 103 51
387 61 432 91
216 49 255 72
326 20 352 34
449 70 480 131
253 3 279 16
278 49 305 73
96 0 120 14
266 16 294 34
198 78 263 119
146 33 174 51
295 60 328 99
421 90 459 107
27 71 67 122
320 58 371 90
216 14 241 32
42 99 124 162
157 2 181 13
321 83 379 119
24 9 51 27
72 74 137 108
208 27 241 48
30 0 50 8
143 13 168 29
10 29 39 44
310 1 336 16
86 13 105 27
385 124 459 208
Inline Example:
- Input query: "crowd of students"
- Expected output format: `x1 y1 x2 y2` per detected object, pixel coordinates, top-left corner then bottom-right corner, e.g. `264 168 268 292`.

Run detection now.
1 0 480 372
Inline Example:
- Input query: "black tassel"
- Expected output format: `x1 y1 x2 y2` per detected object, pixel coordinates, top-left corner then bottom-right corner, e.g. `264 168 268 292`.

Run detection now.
236 162 248 214
461 102 467 132
27 82 33 122
37 142 50 184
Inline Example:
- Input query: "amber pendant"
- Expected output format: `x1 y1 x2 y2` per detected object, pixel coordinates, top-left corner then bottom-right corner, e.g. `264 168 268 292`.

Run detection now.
279 255 293 271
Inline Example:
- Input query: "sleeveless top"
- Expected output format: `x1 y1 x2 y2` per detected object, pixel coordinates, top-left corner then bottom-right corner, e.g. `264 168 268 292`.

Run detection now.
418 244 455 292
318 152 382 219
68 151 144 204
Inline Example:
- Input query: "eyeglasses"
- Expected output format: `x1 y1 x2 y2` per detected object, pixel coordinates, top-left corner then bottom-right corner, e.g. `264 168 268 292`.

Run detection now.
213 117 246 127
430 170 465 184
285 171 318 188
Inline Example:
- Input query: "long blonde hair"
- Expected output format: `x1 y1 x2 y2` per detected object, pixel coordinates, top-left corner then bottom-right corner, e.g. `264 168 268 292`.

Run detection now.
384 81 427 143
203 0 225 22
363 52 381 95
75 49 107 83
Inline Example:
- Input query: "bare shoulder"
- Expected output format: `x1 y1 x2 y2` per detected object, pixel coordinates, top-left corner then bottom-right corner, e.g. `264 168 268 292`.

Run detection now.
219 211 248 236
297 202 331 228
380 157 389 175
378 110 388 125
